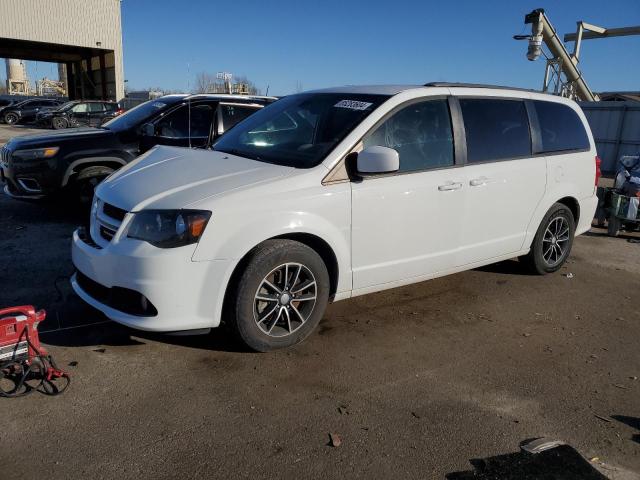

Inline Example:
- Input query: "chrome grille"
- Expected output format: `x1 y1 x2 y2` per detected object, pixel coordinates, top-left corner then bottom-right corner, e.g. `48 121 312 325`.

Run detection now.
89 198 129 247
0 146 10 168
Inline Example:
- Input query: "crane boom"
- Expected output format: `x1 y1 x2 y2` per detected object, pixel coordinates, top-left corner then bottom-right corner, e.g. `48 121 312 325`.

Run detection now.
524 9 598 102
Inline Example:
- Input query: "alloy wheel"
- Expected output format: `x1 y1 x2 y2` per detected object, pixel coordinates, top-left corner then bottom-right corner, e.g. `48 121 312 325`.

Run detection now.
542 216 570 266
253 262 317 337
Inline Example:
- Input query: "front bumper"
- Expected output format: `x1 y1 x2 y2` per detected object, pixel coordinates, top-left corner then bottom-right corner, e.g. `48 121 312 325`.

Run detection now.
71 228 232 332
1 149 62 198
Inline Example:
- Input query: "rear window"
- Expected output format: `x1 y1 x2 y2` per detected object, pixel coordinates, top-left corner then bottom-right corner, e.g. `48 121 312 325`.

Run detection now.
533 101 590 153
459 99 531 163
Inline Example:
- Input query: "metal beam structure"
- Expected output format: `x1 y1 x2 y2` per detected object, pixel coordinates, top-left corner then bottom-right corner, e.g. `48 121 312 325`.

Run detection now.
523 9 598 102
565 26 640 42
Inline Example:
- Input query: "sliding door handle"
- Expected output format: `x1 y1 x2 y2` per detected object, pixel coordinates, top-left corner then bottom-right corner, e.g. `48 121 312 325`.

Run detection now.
469 177 489 187
438 182 462 192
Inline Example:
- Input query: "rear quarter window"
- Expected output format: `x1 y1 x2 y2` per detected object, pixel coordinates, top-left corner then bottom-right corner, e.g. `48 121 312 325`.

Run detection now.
459 99 531 163
533 100 590 153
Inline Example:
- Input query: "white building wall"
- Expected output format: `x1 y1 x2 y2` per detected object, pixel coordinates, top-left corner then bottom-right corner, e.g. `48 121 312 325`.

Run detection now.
0 0 124 100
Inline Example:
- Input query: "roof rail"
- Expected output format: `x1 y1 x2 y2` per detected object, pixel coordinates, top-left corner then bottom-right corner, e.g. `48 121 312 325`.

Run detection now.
424 82 539 93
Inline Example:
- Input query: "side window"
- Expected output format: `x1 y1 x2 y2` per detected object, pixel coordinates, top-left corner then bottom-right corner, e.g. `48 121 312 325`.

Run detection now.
459 99 531 163
362 99 454 172
533 101 589 153
88 103 105 112
220 105 259 132
71 103 89 113
157 104 214 138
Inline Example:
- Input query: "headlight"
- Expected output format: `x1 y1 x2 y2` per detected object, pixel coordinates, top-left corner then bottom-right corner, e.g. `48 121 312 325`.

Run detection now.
126 210 211 248
13 147 59 160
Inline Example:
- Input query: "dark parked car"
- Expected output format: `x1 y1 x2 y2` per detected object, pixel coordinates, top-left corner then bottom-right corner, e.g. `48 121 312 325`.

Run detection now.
36 100 124 129
1 94 275 202
2 98 65 125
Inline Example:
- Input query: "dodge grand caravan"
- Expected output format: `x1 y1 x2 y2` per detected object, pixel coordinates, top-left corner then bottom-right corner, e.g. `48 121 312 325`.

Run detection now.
71 83 600 351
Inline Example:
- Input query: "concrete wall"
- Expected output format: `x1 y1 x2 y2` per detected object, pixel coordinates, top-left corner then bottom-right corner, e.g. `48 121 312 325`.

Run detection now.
0 0 124 100
580 101 640 174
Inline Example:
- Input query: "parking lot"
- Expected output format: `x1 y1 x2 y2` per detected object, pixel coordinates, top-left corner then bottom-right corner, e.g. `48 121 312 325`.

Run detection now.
1 120 639 477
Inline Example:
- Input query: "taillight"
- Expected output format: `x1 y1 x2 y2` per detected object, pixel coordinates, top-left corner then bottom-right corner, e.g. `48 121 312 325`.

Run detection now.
115 109 124 116
595 155 602 187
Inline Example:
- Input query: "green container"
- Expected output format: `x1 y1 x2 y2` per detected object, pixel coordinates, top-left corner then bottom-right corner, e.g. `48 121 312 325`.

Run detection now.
611 192 640 221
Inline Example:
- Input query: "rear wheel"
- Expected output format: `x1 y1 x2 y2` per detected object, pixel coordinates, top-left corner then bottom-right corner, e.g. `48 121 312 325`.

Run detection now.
4 113 18 125
52 117 68 130
521 203 575 274
230 239 330 352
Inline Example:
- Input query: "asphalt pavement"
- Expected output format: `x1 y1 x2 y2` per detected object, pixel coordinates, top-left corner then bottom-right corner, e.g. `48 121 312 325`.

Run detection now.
1 188 639 479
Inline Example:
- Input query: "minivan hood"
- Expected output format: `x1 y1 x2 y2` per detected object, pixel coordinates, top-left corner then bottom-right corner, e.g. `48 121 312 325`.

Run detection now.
7 127 111 149
96 146 294 211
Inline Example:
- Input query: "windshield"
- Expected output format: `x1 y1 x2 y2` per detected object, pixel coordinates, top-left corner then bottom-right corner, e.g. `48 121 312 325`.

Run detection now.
56 101 76 112
213 93 389 168
102 98 178 131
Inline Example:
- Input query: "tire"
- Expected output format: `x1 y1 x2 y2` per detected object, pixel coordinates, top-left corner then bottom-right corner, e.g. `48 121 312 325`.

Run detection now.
73 166 114 204
52 117 68 130
4 113 18 125
607 216 621 237
230 239 330 352
520 203 575 275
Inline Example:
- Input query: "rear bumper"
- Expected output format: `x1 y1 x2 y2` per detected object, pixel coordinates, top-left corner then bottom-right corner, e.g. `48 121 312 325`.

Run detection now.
71 228 232 332
577 195 598 235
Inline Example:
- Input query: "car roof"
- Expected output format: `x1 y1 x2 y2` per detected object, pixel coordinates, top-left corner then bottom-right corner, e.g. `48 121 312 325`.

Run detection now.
160 93 277 103
305 83 567 102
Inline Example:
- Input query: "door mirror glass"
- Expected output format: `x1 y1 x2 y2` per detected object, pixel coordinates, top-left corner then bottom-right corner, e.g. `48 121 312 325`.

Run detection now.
357 146 400 176
141 122 155 136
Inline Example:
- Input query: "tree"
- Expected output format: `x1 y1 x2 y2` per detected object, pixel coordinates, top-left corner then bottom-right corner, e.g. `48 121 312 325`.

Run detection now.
193 72 260 95
194 72 217 94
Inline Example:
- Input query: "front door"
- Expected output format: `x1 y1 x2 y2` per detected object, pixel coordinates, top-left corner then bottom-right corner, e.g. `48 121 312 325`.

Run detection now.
455 98 546 265
144 102 216 152
69 103 90 126
351 98 464 290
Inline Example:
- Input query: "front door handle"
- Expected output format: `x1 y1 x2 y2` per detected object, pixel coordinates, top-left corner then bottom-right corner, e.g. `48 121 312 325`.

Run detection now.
438 182 463 192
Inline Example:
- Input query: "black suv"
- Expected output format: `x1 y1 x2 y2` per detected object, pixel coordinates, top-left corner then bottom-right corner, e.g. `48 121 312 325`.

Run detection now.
2 98 65 125
1 94 275 202
36 100 123 129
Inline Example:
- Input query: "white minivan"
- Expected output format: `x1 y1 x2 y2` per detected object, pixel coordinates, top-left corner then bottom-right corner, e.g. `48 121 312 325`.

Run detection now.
71 83 600 351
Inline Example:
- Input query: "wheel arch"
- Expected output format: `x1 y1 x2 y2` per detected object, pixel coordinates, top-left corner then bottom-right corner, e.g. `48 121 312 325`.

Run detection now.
61 157 127 187
556 196 580 225
220 233 341 329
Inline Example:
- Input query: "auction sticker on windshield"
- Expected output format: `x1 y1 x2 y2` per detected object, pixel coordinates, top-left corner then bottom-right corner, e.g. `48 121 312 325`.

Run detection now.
334 100 373 110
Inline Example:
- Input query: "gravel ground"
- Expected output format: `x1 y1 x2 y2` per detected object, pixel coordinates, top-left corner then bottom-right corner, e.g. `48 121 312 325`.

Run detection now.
0 176 639 478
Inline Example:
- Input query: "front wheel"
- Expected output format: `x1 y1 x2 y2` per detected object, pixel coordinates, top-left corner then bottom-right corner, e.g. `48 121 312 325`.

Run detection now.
4 113 18 125
521 203 575 275
52 117 68 130
72 166 114 204
230 239 330 352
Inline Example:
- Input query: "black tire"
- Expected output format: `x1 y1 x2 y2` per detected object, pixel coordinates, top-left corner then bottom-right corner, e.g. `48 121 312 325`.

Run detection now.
73 166 114 204
607 216 621 237
4 113 18 125
230 239 330 352
520 203 575 275
52 117 68 130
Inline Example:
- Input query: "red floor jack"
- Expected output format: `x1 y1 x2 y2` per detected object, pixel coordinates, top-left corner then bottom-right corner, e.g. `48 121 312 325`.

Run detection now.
0 306 69 397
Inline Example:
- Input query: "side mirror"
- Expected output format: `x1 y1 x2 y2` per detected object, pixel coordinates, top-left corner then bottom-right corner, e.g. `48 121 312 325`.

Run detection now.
141 122 155 136
356 146 400 176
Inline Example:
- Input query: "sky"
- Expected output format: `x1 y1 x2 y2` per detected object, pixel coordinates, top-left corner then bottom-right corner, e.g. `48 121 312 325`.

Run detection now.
22 0 640 96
